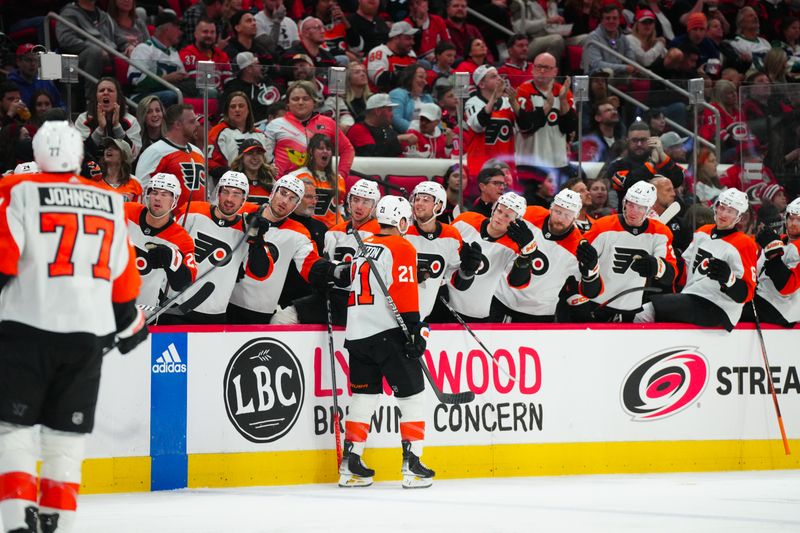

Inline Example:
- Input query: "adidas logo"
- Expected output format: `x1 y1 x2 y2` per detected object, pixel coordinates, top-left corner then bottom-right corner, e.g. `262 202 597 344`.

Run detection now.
152 343 187 374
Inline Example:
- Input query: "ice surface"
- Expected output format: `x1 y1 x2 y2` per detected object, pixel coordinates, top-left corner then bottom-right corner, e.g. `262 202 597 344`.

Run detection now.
71 470 800 533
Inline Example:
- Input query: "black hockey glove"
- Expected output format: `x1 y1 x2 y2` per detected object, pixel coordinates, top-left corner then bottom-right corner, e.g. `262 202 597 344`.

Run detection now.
630 253 660 279
116 307 149 355
146 243 182 272
417 258 433 283
244 210 271 244
308 259 336 289
459 241 483 277
707 258 734 287
756 227 784 261
404 322 430 359
506 220 536 256
575 240 598 278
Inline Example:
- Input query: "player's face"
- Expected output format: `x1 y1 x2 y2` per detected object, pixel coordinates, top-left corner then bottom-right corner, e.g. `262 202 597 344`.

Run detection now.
412 193 436 220
349 195 375 223
217 185 246 216
489 203 517 234
623 200 648 227
270 186 301 218
786 213 800 240
714 203 740 230
549 204 575 234
147 189 175 217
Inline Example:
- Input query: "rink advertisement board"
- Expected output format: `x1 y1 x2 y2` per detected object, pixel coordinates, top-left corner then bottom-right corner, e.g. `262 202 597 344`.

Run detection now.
84 324 800 493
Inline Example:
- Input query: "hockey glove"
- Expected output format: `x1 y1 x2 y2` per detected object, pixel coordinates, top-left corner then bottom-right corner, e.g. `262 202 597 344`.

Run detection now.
756 227 785 261
308 259 336 289
417 257 433 283
404 322 430 359
630 253 662 279
575 240 599 279
506 220 537 256
244 210 271 244
146 243 182 272
459 242 483 277
707 258 735 287
116 307 149 355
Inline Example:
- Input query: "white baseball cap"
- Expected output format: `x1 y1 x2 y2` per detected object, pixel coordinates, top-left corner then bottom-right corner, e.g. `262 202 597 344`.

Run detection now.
236 52 258 71
366 93 399 110
388 20 419 38
473 64 497 86
419 103 442 121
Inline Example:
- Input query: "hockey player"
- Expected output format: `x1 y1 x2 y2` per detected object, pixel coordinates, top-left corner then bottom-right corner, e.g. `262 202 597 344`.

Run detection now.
405 181 482 321
577 181 677 322
125 173 197 311
493 189 603 322
0 121 147 533
271 178 382 325
165 171 271 324
449 192 532 321
740 197 800 327
635 188 758 330
228 174 342 324
339 195 434 489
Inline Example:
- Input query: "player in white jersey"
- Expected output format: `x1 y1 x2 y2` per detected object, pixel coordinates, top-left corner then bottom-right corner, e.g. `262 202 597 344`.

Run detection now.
741 197 800 327
339 196 433 489
228 174 343 324
448 192 532 321
164 171 271 324
571 181 677 322
493 189 603 322
125 173 197 312
405 181 483 321
272 178 382 326
635 188 759 330
0 121 147 533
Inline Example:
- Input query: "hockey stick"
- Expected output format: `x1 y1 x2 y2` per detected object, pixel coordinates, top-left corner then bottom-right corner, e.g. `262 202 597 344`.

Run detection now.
751 300 791 455
657 201 681 225
135 282 217 323
591 286 663 320
325 291 344 466
351 229 475 404
437 295 517 382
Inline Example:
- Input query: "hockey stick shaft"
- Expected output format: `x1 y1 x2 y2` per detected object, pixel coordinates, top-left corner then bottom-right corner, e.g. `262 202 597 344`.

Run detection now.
351 230 474 404
325 292 343 466
592 286 663 318
751 301 791 455
657 201 681 225
437 295 517 382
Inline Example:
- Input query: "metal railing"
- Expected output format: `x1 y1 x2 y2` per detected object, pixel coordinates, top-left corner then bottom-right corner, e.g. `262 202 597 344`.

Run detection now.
467 7 514 37
44 11 183 111
584 40 721 158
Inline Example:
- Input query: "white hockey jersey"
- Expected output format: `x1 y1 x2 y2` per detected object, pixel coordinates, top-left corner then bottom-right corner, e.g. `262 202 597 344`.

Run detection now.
228 217 320 315
495 206 583 316
583 214 677 311
0 173 140 336
405 222 462 320
366 44 417 86
449 212 520 318
756 240 800 322
682 225 758 326
324 218 380 292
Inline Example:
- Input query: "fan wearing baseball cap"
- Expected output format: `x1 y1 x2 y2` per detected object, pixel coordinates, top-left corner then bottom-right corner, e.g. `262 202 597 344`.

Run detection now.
347 93 419 157
624 9 666 69
365 21 419 91
404 103 456 159
7 44 64 110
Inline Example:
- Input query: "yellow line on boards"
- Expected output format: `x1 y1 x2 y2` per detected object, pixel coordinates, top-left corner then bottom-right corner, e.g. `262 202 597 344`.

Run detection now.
81 456 151 494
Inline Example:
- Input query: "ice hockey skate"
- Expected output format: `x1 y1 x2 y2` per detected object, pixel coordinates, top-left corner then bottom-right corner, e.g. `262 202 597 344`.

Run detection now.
401 441 435 489
338 441 374 487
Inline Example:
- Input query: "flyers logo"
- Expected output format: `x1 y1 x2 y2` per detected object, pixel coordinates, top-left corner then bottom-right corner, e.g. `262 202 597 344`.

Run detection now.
315 189 335 216
417 253 446 279
529 248 550 276
692 248 714 275
484 118 514 145
334 246 356 264
179 162 206 191
134 245 153 275
612 247 648 274
195 232 233 266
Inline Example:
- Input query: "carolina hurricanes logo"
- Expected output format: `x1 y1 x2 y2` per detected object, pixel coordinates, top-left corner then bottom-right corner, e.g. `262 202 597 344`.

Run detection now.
195 232 233 266
257 84 281 107
621 347 709 421
418 253 445 279
612 247 648 274
692 248 714 275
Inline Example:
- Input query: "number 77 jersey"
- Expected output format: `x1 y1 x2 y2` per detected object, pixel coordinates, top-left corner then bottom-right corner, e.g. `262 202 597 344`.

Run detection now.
345 234 420 344
0 173 140 337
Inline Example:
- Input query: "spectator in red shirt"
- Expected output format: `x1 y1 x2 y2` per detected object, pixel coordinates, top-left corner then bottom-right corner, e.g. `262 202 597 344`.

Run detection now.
405 0 451 64
347 93 418 157
180 18 232 98
453 37 492 80
445 0 493 62
404 102 455 159
497 33 534 88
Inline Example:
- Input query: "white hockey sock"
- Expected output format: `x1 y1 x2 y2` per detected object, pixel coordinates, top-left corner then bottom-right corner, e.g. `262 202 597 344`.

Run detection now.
344 394 379 456
270 305 299 325
0 423 38 532
633 302 655 323
38 427 86 533
397 392 426 457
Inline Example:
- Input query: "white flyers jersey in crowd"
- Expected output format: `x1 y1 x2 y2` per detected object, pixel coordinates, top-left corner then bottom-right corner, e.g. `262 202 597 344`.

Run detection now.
515 80 575 169
125 203 197 308
495 206 583 316
228 218 320 315
682 225 758 326
449 212 520 318
582 214 677 311
365 44 417 86
405 222 463 320
756 240 800 322
756 241 800 322
172 202 246 315
0 173 140 336
345 234 419 342
324 219 381 292
135 139 207 211
207 123 268 169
